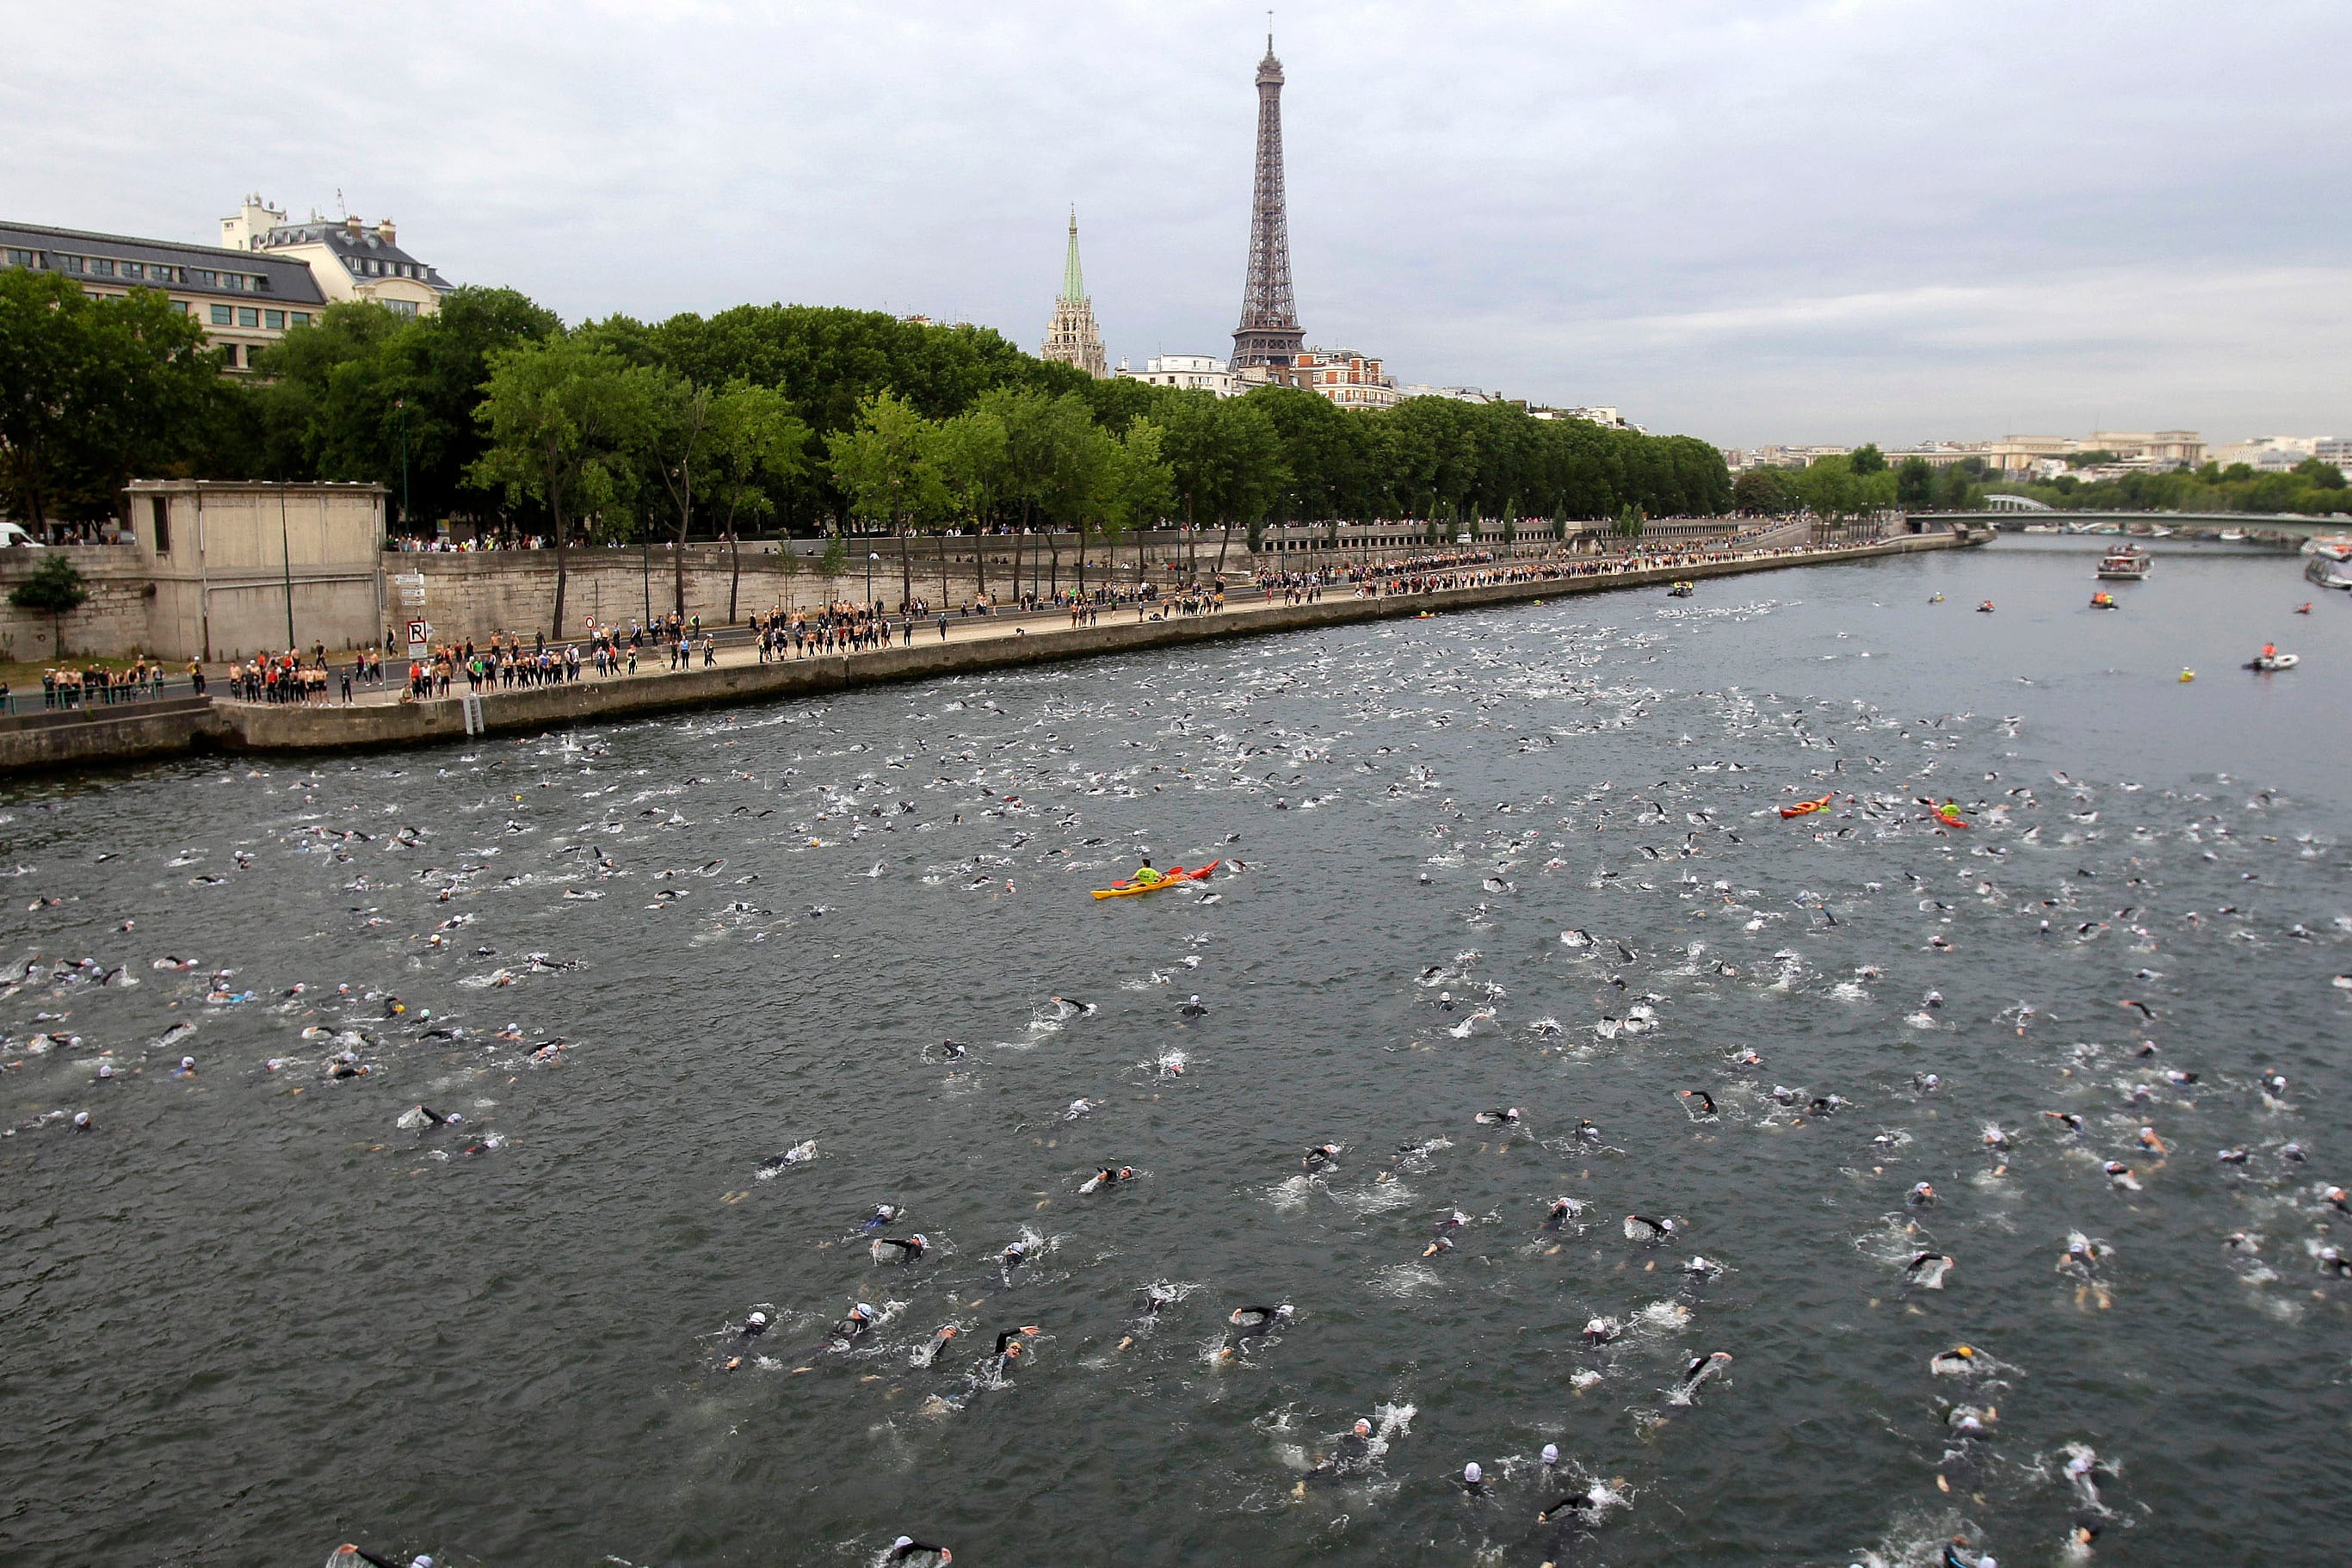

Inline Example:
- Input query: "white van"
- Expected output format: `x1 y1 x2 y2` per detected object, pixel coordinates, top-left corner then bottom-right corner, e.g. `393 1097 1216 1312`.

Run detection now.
0 522 45 548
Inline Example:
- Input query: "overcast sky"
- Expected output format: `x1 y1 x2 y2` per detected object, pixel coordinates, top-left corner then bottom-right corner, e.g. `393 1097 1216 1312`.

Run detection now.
10 0 2349 446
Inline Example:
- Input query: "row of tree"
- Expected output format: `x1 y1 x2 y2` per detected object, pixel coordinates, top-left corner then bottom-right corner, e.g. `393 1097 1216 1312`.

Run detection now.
2 275 1738 630
1981 458 2350 515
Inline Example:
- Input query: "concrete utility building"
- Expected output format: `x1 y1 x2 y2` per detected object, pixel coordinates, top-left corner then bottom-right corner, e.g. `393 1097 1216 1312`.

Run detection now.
127 481 388 660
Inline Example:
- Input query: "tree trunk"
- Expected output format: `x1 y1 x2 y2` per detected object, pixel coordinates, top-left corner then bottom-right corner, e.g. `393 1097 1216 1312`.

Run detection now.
897 526 914 612
549 504 571 640
1076 527 1087 600
672 518 688 620
727 520 742 623
1214 521 1234 576
1046 530 1060 596
973 524 989 603
937 530 949 606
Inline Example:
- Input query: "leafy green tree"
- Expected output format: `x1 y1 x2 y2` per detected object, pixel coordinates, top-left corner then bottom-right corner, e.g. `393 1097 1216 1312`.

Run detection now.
9 553 90 657
1732 466 1798 515
1849 442 1887 475
0 270 219 530
639 371 716 620
818 533 849 601
469 340 657 638
2294 455 2347 491
1105 417 1176 584
1158 395 1287 577
826 390 943 608
248 287 561 532
706 381 811 620
1894 456 1937 509
931 405 1011 602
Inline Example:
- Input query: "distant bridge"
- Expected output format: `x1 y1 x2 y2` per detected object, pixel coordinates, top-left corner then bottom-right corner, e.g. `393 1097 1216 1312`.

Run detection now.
1915 510 2349 541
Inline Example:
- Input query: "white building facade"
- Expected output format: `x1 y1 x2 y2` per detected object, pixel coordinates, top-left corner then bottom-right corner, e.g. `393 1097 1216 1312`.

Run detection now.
1116 354 1239 397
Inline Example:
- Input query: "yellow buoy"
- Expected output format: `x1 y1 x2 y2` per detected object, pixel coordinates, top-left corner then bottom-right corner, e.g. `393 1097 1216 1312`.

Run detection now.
2178 669 2195 682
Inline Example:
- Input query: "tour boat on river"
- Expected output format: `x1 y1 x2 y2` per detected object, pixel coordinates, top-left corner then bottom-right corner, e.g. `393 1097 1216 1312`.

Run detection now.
2096 545 2151 581
2304 537 2352 590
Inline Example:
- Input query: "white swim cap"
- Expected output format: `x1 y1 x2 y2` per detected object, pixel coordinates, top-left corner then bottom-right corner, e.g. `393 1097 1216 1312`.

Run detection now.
748 1312 769 1326
1541 1442 1559 1464
1355 1419 1372 1435
892 1539 914 1552
96 1064 113 1078
180 1056 194 1069
72 1111 90 1128
410 1557 433 1568
855 1302 876 1318
1463 1461 1482 1484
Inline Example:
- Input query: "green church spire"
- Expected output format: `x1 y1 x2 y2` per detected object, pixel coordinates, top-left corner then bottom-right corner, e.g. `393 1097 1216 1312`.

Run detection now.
1060 207 1086 303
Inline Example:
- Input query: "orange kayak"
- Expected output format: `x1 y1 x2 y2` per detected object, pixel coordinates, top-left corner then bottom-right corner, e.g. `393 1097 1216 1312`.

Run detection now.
1093 860 1220 900
1779 793 1835 820
1935 806 1970 829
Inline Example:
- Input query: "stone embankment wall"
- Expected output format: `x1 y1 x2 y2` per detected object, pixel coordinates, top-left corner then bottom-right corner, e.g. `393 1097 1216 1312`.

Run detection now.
0 533 1962 774
0 550 158 664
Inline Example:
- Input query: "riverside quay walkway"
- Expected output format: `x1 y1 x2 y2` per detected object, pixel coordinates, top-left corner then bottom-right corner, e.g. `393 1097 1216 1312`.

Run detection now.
0 531 1975 772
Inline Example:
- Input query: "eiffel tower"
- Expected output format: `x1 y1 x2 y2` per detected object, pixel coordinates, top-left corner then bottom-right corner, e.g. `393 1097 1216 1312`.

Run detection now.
1041 209 1108 380
1231 30 1304 372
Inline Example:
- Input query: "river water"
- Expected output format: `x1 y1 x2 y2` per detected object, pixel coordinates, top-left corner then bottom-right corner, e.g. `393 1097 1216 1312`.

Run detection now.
4 536 2348 1568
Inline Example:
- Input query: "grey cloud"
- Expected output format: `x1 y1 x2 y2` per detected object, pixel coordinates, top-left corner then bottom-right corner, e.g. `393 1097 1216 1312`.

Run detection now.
6 0 2347 444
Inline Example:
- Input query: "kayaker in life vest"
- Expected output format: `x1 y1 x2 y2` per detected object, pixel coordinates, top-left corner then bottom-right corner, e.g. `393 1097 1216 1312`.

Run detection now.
2262 641 2276 660
1131 855 1164 886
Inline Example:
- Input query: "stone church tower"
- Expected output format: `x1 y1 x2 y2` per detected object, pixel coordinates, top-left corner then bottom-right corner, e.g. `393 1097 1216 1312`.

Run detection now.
1041 209 1108 379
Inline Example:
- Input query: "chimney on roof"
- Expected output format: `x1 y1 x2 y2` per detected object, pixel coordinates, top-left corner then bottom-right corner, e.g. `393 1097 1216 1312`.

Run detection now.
345 215 363 238
376 218 397 244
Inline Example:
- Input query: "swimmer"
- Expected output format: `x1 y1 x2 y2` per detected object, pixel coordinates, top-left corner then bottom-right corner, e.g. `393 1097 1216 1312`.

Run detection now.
1079 1165 1136 1193
1910 1182 1937 1206
71 1110 91 1132
1574 1119 1602 1142
1582 1315 1622 1346
1539 1487 1603 1525
939 1040 967 1061
1929 1345 1979 1375
1334 1417 1376 1465
1474 1107 1522 1126
2318 1247 2352 1277
2324 1186 2349 1213
1678 1090 1717 1120
1540 1441 1560 1471
1943 1535 1996 1568
991 1325 1040 1370
2044 1111 2086 1137
2260 1071 2287 1099
1542 1197 1582 1232
1303 1142 1343 1170
2102 1160 2139 1190
831 1302 880 1343
871 1234 928 1264
1050 995 1096 1016
760 1139 818 1171
2216 1147 2250 1164
1221 1303 1294 1360
1729 1047 1762 1067
1676 1349 1732 1397
884 1536 952 1565
1624 1213 1677 1243
1178 994 1209 1018
173 1055 196 1077
1063 1098 1092 1120
1460 1460 1489 1497
2138 1127 2167 1153
857 1204 906 1232
1905 1251 1954 1287
911 1324 960 1368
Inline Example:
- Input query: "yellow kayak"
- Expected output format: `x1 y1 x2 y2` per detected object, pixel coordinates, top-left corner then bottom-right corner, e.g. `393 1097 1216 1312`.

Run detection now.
1092 861 1219 900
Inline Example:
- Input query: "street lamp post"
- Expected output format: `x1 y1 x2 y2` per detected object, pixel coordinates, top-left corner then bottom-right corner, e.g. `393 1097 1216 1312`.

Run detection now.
866 551 879 612
394 398 410 535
